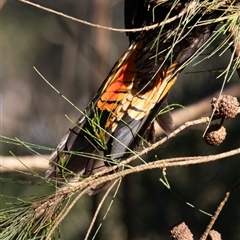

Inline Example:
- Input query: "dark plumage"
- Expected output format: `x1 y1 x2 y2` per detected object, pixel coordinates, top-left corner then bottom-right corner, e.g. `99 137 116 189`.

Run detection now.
46 0 221 194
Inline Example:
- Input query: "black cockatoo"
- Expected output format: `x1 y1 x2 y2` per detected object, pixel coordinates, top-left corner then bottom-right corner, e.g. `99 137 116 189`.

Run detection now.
46 0 220 194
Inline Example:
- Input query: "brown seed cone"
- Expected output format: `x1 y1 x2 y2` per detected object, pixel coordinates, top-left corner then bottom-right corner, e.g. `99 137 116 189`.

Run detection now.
169 222 193 240
211 95 239 119
207 230 222 240
204 124 227 146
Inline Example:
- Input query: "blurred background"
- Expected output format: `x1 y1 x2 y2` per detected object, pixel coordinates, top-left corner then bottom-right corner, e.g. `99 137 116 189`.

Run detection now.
1 0 240 239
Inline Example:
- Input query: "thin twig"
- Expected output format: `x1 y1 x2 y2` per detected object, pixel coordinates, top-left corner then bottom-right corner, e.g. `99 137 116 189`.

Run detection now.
84 180 119 240
51 146 240 203
92 117 212 177
17 0 224 33
199 179 240 240
45 188 90 240
0 117 211 175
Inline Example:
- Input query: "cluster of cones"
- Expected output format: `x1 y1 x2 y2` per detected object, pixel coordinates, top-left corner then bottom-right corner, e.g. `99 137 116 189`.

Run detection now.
204 95 239 146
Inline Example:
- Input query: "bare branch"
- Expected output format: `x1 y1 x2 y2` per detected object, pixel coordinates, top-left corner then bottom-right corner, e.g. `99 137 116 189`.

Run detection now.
17 0 230 33
200 179 240 240
16 0 194 33
84 180 119 240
